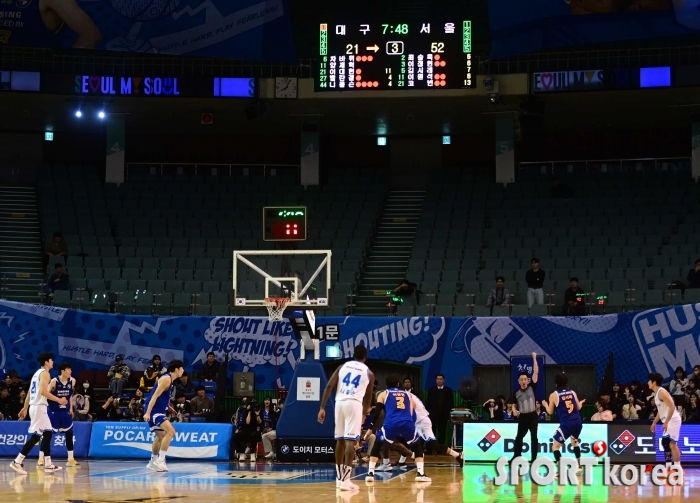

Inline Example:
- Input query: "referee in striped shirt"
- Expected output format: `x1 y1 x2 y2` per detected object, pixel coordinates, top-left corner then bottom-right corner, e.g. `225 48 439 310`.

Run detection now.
510 352 539 463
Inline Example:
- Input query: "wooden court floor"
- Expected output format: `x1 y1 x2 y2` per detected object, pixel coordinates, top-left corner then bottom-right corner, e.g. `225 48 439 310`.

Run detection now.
0 459 696 502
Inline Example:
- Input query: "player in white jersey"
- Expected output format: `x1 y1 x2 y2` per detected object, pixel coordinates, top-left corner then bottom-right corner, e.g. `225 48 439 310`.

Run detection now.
318 345 375 491
9 352 67 475
649 372 683 479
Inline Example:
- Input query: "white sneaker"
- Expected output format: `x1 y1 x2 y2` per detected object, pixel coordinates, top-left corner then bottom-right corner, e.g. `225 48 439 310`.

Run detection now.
250 454 256 462
415 473 431 482
9 461 26 475
375 463 393 472
264 452 275 460
365 471 375 482
147 460 158 471
338 480 359 491
239 454 246 462
153 460 168 472
44 464 62 473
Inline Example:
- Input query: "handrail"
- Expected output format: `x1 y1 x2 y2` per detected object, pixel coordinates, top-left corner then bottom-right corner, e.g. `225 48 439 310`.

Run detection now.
519 156 691 175
126 162 301 179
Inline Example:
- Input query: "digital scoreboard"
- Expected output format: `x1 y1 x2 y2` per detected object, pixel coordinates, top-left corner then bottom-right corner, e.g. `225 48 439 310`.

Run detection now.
263 207 308 242
316 20 475 91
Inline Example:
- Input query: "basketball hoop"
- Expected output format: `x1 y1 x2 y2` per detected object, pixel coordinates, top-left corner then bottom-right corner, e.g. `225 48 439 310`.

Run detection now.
263 297 293 322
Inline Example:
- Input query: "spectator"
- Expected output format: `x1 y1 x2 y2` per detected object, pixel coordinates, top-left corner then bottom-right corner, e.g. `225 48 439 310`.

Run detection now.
669 366 688 407
610 382 625 414
598 392 617 419
174 372 196 400
622 394 641 420
0 387 17 419
690 365 700 387
149 355 165 375
98 396 124 421
504 400 515 420
525 258 545 308
199 352 220 382
562 277 586 316
687 260 700 289
260 397 278 459
483 395 507 420
685 380 700 402
16 389 27 418
536 400 548 422
591 399 614 421
125 387 146 422
3 374 19 397
550 178 574 199
403 377 414 393
46 263 71 294
486 277 510 315
625 381 647 409
390 279 421 314
234 397 262 461
71 393 92 421
426 373 454 447
44 231 68 271
684 393 700 423
108 355 130 397
170 394 191 423
139 366 158 392
81 377 95 414
190 385 215 422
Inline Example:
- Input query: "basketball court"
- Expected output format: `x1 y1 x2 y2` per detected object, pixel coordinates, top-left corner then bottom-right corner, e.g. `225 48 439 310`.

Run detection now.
0 460 696 502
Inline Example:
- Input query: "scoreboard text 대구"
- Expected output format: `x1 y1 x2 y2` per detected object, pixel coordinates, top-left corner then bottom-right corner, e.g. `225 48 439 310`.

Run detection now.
316 20 475 91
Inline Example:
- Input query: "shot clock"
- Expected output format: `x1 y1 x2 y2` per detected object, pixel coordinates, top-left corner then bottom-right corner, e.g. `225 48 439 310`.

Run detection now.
263 207 308 242
316 20 475 91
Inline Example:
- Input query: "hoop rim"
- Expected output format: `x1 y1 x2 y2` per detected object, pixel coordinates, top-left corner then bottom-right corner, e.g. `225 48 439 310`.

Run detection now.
263 297 294 308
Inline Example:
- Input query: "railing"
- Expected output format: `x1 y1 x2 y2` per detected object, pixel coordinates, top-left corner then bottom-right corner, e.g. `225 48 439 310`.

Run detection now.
0 46 314 78
519 157 691 176
125 162 301 180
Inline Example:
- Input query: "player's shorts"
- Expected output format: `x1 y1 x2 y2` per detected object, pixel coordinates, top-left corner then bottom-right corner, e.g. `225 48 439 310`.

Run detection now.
378 420 419 445
28 405 53 435
662 414 682 442
553 419 583 444
48 408 73 432
334 399 363 440
416 419 436 442
147 410 170 432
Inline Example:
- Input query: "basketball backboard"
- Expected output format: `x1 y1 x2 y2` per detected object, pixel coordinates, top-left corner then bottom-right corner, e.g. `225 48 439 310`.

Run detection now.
231 249 332 311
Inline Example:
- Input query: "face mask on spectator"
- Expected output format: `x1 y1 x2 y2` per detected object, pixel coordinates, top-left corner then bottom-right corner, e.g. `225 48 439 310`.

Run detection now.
83 383 90 389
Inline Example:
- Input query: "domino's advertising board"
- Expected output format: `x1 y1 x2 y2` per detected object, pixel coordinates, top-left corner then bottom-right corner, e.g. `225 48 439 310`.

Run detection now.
88 422 231 460
4 300 700 393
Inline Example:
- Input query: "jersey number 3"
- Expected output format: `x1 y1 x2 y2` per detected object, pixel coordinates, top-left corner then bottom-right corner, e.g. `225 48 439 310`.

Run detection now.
342 373 362 388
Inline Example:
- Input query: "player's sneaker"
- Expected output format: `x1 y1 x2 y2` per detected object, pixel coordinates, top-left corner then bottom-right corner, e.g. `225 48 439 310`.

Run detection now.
375 463 393 471
264 452 275 460
250 454 256 462
338 479 359 491
365 471 375 482
37 459 44 467
147 460 158 471
395 462 408 470
415 473 431 482
44 464 62 473
239 454 247 462
457 452 464 468
66 459 80 468
152 460 168 472
9 461 26 475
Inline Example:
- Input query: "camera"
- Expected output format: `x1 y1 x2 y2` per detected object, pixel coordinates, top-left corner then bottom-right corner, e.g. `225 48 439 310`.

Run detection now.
176 403 187 411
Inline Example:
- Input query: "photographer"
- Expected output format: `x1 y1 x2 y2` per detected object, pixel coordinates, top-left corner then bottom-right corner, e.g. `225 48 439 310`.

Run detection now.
98 396 124 421
170 394 191 423
174 372 197 401
125 387 146 422
71 393 92 421
234 397 262 462
190 385 215 422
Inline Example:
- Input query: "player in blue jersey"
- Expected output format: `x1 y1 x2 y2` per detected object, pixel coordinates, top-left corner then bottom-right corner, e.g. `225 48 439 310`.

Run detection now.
143 359 185 472
541 374 586 470
365 375 430 482
40 362 79 467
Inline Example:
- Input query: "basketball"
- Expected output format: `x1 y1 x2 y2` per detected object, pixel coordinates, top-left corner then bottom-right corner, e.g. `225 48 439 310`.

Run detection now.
108 0 184 21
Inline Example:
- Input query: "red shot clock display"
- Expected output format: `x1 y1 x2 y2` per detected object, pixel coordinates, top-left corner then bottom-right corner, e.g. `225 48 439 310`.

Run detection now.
263 207 308 242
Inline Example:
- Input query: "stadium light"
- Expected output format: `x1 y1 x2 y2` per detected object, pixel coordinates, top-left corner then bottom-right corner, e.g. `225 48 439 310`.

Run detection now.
98 111 106 119
377 136 387 146
75 110 82 118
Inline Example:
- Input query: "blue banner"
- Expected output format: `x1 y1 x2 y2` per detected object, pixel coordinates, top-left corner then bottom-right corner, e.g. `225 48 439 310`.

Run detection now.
88 422 231 460
0 0 295 62
0 421 91 458
488 0 700 59
510 355 545 402
2 300 700 392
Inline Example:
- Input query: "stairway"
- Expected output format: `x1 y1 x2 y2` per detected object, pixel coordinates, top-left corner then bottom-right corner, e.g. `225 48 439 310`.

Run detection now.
353 191 425 315
0 187 44 303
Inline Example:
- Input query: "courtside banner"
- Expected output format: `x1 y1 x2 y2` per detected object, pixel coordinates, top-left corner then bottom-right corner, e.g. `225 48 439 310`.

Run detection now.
88 422 231 460
0 421 91 458
463 422 607 462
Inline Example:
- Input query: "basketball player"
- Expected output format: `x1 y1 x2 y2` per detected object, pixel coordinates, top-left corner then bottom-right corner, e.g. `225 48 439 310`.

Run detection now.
540 374 585 471
396 390 464 468
39 362 79 467
318 345 375 491
10 352 67 475
649 372 683 478
366 375 430 482
143 359 185 472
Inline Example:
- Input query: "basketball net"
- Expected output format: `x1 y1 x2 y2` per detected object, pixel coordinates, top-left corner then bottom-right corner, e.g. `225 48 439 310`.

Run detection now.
263 297 293 322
